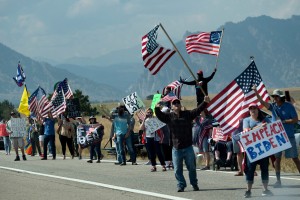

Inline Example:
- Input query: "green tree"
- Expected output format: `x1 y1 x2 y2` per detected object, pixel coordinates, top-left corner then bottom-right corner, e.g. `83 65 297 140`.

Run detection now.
73 89 98 116
0 100 15 120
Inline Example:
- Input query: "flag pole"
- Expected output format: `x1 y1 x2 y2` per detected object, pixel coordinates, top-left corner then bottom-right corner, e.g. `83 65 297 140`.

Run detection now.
214 28 225 70
159 23 206 96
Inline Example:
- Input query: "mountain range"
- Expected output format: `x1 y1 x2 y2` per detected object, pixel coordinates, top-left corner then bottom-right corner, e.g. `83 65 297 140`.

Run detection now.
1 15 299 104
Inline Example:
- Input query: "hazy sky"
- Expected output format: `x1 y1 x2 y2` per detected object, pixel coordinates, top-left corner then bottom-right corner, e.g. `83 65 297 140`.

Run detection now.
0 0 299 62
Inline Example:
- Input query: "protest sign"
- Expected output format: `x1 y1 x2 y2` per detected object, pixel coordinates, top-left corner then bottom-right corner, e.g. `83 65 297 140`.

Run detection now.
212 127 228 142
77 124 104 149
122 92 145 114
66 98 81 118
240 120 292 163
10 118 26 138
145 118 166 135
150 94 162 112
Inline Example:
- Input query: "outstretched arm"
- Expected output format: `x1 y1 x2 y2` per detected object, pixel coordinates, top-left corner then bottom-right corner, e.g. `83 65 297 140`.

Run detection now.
252 85 270 109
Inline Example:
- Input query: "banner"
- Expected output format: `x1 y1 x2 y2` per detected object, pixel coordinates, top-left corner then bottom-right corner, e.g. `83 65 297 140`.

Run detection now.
145 118 166 135
240 120 292 163
122 92 145 114
10 118 26 138
212 127 228 142
150 94 161 112
77 124 103 149
66 98 81 118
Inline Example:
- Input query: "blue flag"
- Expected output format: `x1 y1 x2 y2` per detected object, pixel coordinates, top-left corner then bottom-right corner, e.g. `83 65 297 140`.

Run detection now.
13 62 26 87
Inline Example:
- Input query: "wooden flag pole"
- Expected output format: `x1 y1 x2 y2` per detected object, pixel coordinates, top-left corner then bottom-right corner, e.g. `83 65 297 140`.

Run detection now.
159 23 206 96
214 28 224 70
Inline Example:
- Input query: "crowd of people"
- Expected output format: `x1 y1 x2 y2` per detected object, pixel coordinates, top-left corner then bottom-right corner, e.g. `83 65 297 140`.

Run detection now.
0 68 299 198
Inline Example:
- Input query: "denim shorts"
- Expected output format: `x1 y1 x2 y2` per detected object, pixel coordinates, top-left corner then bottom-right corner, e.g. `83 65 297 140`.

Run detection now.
275 137 299 159
232 138 241 153
199 136 209 152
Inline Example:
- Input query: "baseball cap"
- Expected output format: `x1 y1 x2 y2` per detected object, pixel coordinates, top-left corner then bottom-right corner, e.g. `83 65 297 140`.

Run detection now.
248 103 258 109
271 89 285 97
171 99 181 105
197 70 203 75
89 116 96 120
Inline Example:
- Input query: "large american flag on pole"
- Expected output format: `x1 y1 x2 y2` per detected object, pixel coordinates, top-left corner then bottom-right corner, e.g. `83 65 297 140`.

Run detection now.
186 31 222 56
141 25 176 75
28 86 49 118
162 80 183 99
52 78 73 100
51 87 67 118
207 61 270 135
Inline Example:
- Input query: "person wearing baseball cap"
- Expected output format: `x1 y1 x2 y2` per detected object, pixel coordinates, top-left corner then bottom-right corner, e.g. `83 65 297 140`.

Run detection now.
253 86 300 188
179 68 217 106
242 103 273 197
155 95 211 192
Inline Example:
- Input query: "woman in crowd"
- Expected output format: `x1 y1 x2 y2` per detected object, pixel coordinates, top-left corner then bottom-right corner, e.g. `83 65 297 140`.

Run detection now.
140 108 166 172
57 115 75 159
192 109 213 170
242 103 273 198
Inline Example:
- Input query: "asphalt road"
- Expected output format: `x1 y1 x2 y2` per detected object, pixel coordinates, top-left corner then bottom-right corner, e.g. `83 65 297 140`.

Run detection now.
0 151 299 200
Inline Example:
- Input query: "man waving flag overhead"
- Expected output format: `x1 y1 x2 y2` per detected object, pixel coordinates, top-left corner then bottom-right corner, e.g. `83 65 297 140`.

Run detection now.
207 61 270 135
141 25 176 75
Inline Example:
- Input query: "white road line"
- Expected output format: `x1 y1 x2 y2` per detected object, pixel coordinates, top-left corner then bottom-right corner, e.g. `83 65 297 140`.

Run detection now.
0 166 191 200
200 169 300 181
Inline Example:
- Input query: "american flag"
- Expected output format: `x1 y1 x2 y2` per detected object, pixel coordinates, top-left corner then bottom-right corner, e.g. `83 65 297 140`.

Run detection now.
141 25 176 75
28 86 49 118
51 87 66 118
207 61 270 135
162 80 183 99
161 91 178 102
52 78 73 100
13 62 26 87
186 31 222 56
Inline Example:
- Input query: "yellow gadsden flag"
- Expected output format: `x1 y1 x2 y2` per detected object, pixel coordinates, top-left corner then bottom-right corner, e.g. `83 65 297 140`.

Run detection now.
18 86 30 117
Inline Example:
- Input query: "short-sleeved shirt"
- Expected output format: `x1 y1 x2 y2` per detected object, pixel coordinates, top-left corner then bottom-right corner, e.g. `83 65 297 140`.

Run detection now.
43 118 55 135
243 116 271 130
113 114 130 136
268 102 298 138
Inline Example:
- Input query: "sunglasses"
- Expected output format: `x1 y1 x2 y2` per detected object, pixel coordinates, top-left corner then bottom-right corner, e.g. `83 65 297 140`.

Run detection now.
147 112 153 114
172 101 181 105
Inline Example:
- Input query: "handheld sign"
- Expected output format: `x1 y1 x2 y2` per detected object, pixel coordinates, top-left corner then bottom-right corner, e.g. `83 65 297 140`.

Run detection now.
150 94 162 112
122 92 145 114
240 120 292 163
66 98 81 118
77 124 104 149
145 118 166 135
212 127 228 142
10 118 27 138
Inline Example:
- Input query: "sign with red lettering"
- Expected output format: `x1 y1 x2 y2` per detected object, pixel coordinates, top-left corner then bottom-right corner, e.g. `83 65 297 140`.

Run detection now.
240 120 292 163
212 127 228 142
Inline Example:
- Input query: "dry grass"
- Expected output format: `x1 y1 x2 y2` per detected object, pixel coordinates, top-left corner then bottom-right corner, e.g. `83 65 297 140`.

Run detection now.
55 87 300 171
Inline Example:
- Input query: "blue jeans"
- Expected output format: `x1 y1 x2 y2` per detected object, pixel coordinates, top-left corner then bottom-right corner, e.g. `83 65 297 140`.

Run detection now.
115 134 136 163
44 135 56 159
3 136 11 154
172 145 198 189
245 155 269 184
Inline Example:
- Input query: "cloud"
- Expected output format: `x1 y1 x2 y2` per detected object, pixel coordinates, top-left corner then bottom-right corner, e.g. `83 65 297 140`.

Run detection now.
67 0 119 17
17 15 45 35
